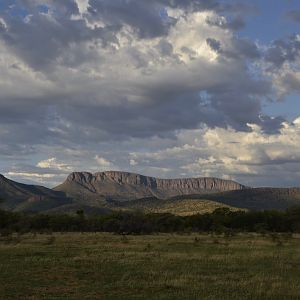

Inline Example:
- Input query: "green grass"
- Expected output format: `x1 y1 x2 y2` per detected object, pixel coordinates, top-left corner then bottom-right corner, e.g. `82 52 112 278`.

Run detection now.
0 233 299 299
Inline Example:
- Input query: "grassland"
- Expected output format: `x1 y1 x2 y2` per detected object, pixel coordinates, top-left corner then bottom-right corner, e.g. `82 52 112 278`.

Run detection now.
0 232 299 300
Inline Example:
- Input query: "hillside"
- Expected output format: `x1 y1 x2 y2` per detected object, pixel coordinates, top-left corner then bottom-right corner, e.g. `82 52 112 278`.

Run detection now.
107 197 244 216
1 172 300 214
173 188 300 210
0 174 71 212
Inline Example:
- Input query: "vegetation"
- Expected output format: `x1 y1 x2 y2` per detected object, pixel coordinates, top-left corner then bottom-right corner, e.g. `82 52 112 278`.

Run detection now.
1 206 300 299
201 187 300 210
108 198 243 216
0 232 299 299
1 206 300 235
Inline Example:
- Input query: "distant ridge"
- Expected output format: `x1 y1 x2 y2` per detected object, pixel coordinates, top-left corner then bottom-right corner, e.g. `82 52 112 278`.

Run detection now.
1 172 300 214
54 171 246 202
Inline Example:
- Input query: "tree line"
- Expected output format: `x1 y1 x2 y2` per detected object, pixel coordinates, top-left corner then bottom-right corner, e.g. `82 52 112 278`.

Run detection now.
0 206 300 235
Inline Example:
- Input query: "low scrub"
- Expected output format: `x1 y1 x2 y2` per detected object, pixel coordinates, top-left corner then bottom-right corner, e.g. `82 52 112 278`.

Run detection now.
1 206 300 235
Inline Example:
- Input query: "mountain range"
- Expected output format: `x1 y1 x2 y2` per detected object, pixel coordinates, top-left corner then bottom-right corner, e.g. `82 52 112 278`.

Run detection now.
1 171 300 215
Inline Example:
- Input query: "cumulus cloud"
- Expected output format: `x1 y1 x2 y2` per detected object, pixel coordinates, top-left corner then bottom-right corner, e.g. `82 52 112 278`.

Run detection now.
0 0 299 187
94 155 112 168
265 35 300 68
37 157 73 172
206 14 245 31
261 35 300 98
0 3 278 144
128 118 300 186
130 159 138 166
5 118 300 187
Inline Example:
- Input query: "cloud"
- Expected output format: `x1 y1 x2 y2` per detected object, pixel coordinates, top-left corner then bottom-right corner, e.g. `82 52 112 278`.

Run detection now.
206 15 245 31
286 10 300 24
87 0 174 39
37 157 73 171
95 155 112 168
0 2 106 70
261 35 300 98
265 35 300 68
0 5 279 148
0 0 299 187
6 172 56 179
128 118 300 186
130 159 138 166
5 118 300 187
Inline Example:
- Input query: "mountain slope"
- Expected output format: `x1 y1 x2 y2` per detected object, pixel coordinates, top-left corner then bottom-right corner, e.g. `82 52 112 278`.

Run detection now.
171 188 300 210
107 197 244 216
2 172 300 214
0 174 71 212
54 171 246 202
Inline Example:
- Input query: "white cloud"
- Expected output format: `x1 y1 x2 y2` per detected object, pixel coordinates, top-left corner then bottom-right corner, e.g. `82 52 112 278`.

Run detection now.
4 171 60 185
94 155 112 168
75 0 89 14
128 117 300 186
6 172 56 178
37 157 73 172
130 159 138 166
0 1 299 188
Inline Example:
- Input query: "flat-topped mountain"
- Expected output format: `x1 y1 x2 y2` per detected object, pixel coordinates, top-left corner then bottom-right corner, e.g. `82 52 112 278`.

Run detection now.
1 171 300 214
54 171 246 202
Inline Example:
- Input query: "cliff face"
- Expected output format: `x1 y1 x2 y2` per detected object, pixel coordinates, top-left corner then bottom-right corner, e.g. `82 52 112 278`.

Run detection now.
2 172 300 212
56 171 246 201
67 171 244 190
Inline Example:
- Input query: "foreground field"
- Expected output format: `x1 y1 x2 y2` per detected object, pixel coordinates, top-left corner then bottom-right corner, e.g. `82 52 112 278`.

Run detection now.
0 233 299 300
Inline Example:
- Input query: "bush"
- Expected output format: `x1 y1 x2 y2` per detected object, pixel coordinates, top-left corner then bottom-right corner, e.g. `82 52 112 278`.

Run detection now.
0 206 300 234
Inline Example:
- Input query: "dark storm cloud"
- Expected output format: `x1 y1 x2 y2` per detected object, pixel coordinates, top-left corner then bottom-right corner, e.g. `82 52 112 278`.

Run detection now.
86 0 249 39
156 40 174 56
207 37 260 60
265 35 300 68
206 15 245 31
21 0 80 15
206 38 221 53
158 0 255 14
0 0 290 160
207 91 284 134
0 0 252 70
0 0 119 70
231 38 260 59
87 0 175 39
257 115 286 134
86 0 223 40
157 0 219 10
0 69 277 158
225 16 245 30
286 10 300 24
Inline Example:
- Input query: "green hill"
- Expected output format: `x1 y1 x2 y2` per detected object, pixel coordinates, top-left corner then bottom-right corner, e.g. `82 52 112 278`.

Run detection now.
172 188 300 210
107 197 244 216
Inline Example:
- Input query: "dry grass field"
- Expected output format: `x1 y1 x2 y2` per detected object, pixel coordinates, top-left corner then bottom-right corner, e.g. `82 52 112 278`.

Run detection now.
0 232 299 299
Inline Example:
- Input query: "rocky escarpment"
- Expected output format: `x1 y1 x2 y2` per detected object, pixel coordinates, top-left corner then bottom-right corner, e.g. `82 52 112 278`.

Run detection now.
2 172 300 212
55 171 246 202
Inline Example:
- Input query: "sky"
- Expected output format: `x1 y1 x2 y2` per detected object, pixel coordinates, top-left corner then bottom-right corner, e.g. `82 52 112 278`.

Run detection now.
0 0 300 188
